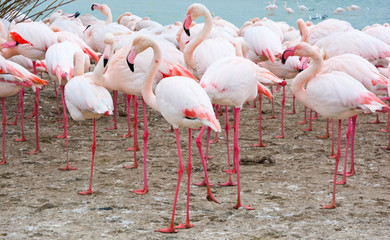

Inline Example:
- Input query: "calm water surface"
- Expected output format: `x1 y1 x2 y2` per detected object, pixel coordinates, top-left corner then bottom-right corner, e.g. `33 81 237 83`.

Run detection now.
34 0 390 30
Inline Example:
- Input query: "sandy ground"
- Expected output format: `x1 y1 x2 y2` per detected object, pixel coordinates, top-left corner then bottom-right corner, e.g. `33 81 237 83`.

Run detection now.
1 73 390 240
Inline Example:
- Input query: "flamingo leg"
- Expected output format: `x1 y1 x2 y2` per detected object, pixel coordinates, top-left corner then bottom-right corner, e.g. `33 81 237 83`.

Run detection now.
287 94 296 114
267 86 276 119
175 128 194 230
156 129 184 233
380 109 390 133
367 114 380 124
302 109 312 131
210 104 219 143
53 78 62 123
194 127 218 202
132 99 149 195
329 119 336 158
347 115 357 176
107 90 118 130
14 89 26 142
58 85 77 171
121 94 132 137
322 119 342 209
8 90 20 125
220 106 237 186
194 126 214 186
232 107 254 210
336 118 352 185
78 119 97 195
298 106 307 124
274 85 285 138
205 127 213 159
1 98 6 165
125 95 140 152
28 61 41 154
252 94 265 148
318 118 330 139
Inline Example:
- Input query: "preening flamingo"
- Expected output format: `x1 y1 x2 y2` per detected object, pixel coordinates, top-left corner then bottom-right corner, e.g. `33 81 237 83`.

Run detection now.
127 34 220 233
65 51 113 195
200 56 272 209
282 42 389 209
0 56 48 165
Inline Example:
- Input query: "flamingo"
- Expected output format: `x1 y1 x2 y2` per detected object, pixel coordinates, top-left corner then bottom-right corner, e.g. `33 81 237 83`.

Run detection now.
0 56 48 165
281 42 389 209
65 52 113 195
199 55 272 209
117 12 142 30
1 21 56 154
296 0 309 14
333 7 345 15
346 5 361 14
382 64 390 150
127 34 220 233
284 2 295 14
265 1 278 15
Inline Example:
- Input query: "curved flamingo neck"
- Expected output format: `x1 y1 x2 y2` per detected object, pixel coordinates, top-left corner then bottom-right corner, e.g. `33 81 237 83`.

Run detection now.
100 5 112 24
292 45 323 104
142 40 161 112
297 19 308 42
92 52 107 85
183 7 213 73
73 51 85 77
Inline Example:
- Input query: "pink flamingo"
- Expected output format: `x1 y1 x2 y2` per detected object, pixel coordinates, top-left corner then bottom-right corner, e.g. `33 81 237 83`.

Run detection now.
1 21 56 154
65 51 113 195
127 34 220 233
0 56 48 164
282 42 389 209
200 56 272 208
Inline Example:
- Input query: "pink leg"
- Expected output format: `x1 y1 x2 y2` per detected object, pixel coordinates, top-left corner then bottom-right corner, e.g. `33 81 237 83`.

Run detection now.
274 85 285 138
251 94 266 147
321 119 342 209
302 109 312 131
368 114 380 124
267 86 276 119
223 106 236 174
156 129 184 233
194 126 214 186
58 86 77 171
194 127 218 202
8 90 20 125
210 105 219 143
28 87 41 154
287 94 296 114
53 78 62 123
329 119 336 158
318 118 330 139
175 128 194 230
132 99 149 195
249 99 257 108
381 103 390 132
232 108 254 210
1 98 6 165
336 118 352 185
14 89 26 142
313 111 318 120
346 115 357 176
78 119 97 195
121 95 132 138
125 96 140 168
107 90 118 130
298 106 307 124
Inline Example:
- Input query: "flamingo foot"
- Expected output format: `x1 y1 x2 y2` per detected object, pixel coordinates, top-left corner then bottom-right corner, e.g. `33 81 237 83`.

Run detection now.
223 168 236 174
28 149 41 155
251 143 266 147
125 146 140 151
27 111 36 119
78 190 94 195
381 146 390 150
205 155 213 159
266 115 277 119
302 127 312 131
335 180 346 185
58 166 78 171
120 133 131 138
219 180 237 186
0 159 6 165
367 119 380 124
329 154 336 158
7 121 17 125
210 138 218 143
297 120 307 125
155 227 177 233
123 164 138 169
287 110 296 114
380 128 390 133
317 133 329 139
57 134 66 139
206 192 219 204
132 187 148 195
107 126 117 130
14 137 26 142
175 223 194 229
346 170 355 176
321 203 336 209
274 134 284 139
248 105 257 108
233 204 255 210
193 179 214 186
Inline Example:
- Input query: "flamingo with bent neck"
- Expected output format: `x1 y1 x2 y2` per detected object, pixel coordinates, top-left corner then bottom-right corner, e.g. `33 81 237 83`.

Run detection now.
282 42 389 209
127 34 220 233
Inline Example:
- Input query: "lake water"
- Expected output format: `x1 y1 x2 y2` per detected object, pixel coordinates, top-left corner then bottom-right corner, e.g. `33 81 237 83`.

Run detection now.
32 0 390 30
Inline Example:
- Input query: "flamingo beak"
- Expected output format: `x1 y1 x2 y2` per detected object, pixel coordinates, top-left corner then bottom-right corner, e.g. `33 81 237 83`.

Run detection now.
183 14 192 36
281 47 296 64
91 4 98 11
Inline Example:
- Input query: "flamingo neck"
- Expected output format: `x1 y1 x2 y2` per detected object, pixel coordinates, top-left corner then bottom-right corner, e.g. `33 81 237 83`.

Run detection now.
292 46 323 104
183 7 213 73
74 51 85 77
102 7 113 24
297 20 308 42
142 41 161 112
92 52 106 85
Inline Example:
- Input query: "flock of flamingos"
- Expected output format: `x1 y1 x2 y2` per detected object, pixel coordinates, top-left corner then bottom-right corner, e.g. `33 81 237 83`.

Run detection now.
1 2 390 233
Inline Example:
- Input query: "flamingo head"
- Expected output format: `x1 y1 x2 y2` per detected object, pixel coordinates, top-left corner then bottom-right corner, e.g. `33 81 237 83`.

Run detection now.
126 35 154 72
183 3 209 36
91 3 100 11
281 47 296 64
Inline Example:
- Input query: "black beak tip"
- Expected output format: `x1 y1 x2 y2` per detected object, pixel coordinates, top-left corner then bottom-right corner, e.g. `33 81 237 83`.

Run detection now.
103 58 108 68
184 28 190 37
91 4 96 11
127 62 134 72
74 11 80 18
281 58 286 64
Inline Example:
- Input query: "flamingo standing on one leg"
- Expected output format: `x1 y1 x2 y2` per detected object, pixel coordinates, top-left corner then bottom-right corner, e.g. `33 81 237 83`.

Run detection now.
127 34 220 233
282 42 389 209
0 56 48 165
65 51 113 195
1 21 56 154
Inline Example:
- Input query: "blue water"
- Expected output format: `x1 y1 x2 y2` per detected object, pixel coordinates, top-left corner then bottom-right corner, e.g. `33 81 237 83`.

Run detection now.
32 0 390 30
